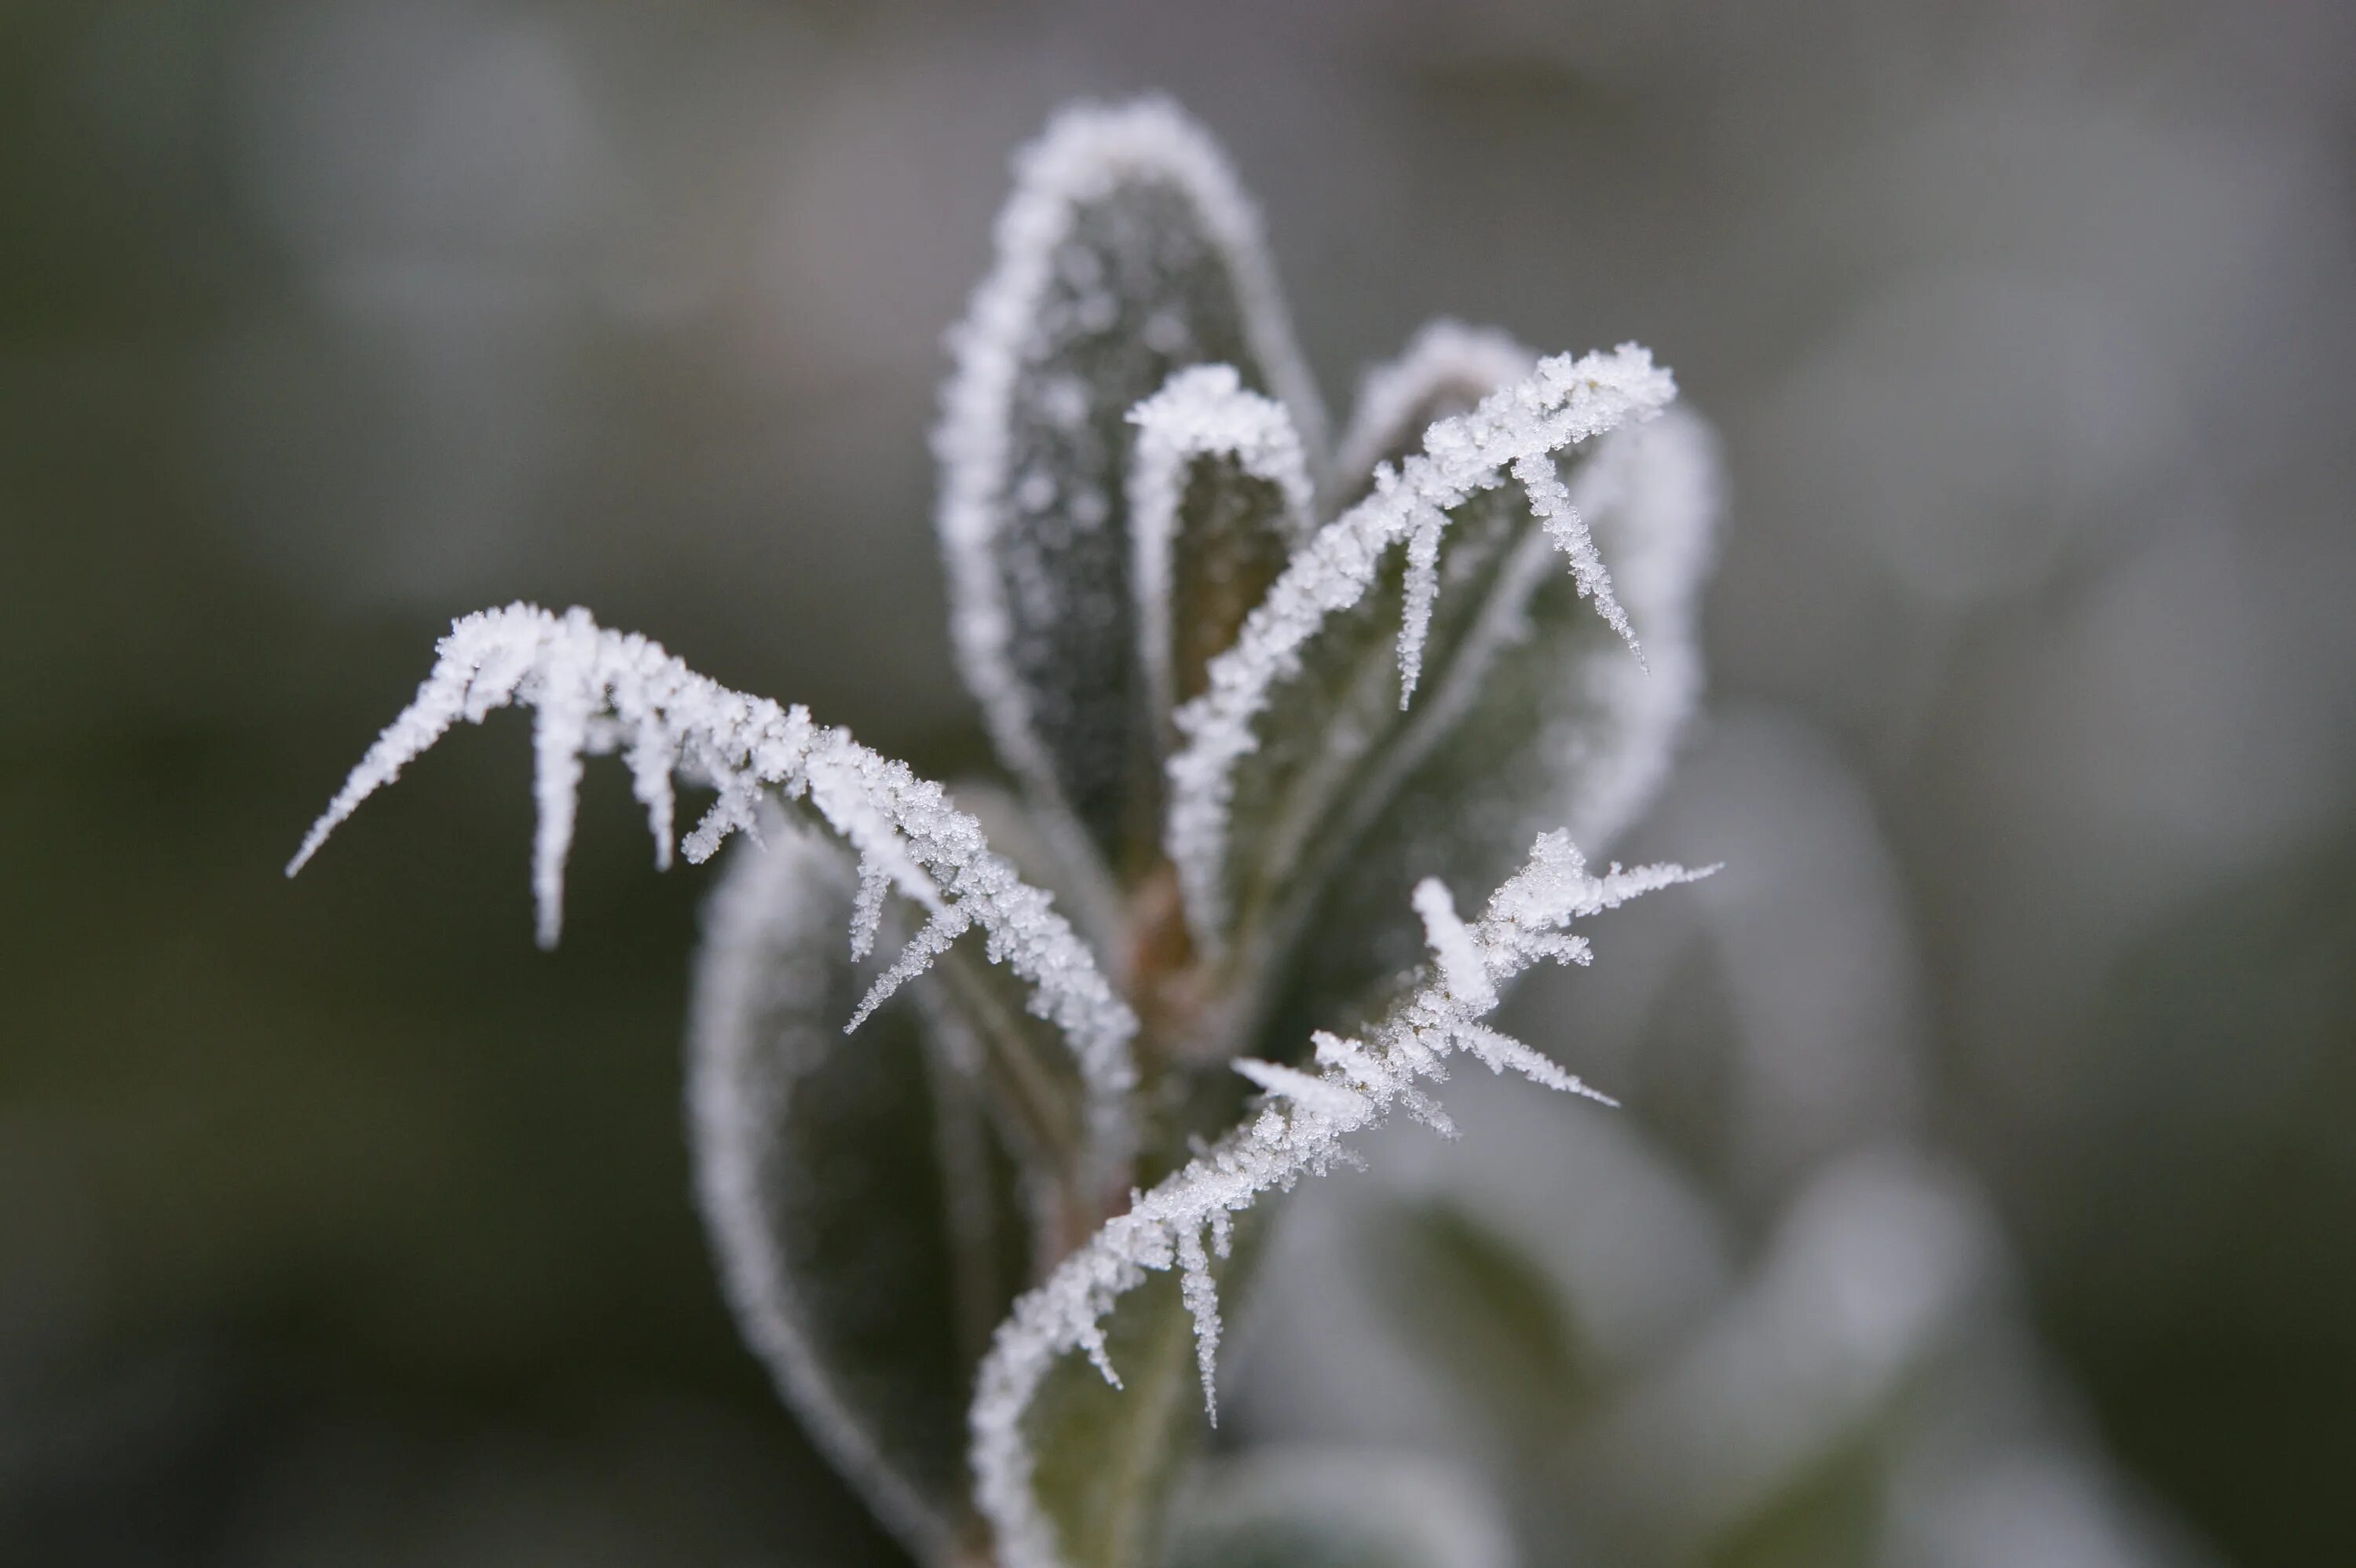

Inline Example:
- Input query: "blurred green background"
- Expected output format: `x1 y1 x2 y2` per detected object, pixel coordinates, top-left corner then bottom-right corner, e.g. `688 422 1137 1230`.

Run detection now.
3 2 2351 1563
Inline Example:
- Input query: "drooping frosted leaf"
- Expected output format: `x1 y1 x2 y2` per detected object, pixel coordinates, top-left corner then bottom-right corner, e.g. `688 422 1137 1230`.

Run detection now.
1267 408 1719 1039
1162 1449 1519 1568
937 99 1327 881
689 817 1031 1561
286 603 1141 1182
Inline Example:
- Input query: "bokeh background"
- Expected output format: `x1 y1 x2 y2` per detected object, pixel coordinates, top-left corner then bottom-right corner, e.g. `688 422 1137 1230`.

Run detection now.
5 1 2352 1563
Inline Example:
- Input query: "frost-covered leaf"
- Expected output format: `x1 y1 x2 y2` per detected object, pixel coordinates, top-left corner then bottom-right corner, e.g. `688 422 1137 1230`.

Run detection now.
1164 335 1691 1011
1162 1449 1518 1568
285 602 1141 1185
970 837 1707 1568
1012 1230 1262 1568
1264 404 1720 1043
1129 364 1315 733
938 98 1326 881
690 817 1030 1559
1330 321 1539 494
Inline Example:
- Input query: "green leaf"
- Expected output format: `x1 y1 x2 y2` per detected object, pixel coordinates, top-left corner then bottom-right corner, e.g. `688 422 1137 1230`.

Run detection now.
1259 406 1718 1047
939 101 1326 883
1129 364 1315 736
687 820 1032 1562
1021 1272 1209 1568
1187 331 1547 1010
1162 1449 1518 1568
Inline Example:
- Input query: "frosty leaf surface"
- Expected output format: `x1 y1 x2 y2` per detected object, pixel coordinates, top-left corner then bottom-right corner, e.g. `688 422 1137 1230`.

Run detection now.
1128 364 1315 733
690 818 1030 1559
969 838 1706 1568
1269 408 1718 1041
1165 338 1689 1018
1162 1449 1518 1568
938 99 1326 881
1011 1239 1260 1568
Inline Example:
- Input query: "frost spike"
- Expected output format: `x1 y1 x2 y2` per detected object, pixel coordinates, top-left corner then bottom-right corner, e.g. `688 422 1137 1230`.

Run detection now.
1516 449 1642 668
1413 877 1497 1013
968 830 1712 1568
1232 1057 1365 1120
847 906 974 1035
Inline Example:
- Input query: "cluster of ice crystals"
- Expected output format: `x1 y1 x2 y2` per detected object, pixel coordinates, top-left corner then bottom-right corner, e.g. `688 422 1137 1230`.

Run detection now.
1165 345 1678 950
287 603 1140 1171
1128 364 1315 535
1333 320 1538 482
968 830 1710 1568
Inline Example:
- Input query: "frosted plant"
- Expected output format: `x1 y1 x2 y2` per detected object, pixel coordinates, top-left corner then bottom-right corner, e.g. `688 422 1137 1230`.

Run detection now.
291 98 1720 1568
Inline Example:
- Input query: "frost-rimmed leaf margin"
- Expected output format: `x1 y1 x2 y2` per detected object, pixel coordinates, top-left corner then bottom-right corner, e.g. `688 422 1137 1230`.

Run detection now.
1331 320 1540 499
968 832 1711 1568
1165 344 1677 956
1127 363 1316 732
284 602 1140 1182
690 813 1025 1561
935 96 1328 884
1257 401 1723 1041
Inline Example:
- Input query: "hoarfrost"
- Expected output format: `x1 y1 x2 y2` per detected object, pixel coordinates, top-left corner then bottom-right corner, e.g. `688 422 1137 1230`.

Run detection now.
287 602 1140 1174
1166 345 1678 950
1128 364 1315 724
967 829 1710 1568
1334 320 1538 484
935 97 1326 868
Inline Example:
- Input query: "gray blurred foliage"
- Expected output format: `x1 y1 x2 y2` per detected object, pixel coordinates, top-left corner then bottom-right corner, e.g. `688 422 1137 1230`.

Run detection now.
3 1 2351 1564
